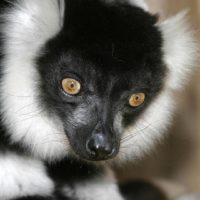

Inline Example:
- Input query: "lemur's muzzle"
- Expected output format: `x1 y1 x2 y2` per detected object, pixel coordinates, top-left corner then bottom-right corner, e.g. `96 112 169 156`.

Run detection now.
86 133 116 161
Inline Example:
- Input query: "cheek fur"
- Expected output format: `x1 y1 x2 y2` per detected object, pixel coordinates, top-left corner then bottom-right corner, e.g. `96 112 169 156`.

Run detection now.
0 0 70 161
116 88 174 162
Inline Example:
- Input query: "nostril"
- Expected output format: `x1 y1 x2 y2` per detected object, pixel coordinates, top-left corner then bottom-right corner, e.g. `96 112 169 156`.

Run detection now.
86 137 113 160
86 139 97 156
103 145 113 155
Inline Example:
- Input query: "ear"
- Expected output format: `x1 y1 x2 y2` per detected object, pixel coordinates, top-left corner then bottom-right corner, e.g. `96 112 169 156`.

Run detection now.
2 0 65 54
158 11 198 90
129 0 149 11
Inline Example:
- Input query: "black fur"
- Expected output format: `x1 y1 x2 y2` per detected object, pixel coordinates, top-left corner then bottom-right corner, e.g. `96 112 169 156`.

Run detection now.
119 180 167 200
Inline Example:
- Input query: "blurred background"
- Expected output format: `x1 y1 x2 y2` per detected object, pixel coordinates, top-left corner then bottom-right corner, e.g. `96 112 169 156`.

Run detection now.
115 0 200 198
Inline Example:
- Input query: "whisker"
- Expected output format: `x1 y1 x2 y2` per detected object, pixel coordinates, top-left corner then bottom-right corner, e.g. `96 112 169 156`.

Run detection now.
11 109 45 125
120 127 159 149
121 123 151 143
121 118 165 144
14 103 39 114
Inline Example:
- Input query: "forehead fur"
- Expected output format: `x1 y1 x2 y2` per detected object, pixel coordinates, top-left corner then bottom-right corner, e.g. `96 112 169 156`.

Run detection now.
63 0 157 40
61 0 161 59
40 0 163 78
0 0 198 162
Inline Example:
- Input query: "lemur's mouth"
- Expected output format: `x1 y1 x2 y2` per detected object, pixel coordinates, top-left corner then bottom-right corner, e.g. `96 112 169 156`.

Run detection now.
79 148 119 162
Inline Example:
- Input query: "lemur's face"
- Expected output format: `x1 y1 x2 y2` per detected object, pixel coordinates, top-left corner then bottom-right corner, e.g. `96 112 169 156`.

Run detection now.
37 1 164 161
1 0 196 162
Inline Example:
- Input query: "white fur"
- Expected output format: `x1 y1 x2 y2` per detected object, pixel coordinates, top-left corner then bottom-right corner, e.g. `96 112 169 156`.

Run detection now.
106 0 149 11
74 182 123 200
62 169 123 200
160 11 198 90
0 153 54 200
72 177 124 200
0 0 69 161
116 11 198 162
129 0 149 11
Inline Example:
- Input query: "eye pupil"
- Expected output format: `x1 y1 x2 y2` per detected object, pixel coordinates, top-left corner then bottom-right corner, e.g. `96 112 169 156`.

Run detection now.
135 96 139 100
70 83 75 88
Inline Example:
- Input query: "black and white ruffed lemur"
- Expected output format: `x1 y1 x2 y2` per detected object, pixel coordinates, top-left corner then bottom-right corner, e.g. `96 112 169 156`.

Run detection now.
0 0 198 200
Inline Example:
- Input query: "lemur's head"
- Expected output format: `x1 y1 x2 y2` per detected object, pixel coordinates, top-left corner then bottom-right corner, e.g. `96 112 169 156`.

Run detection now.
0 0 197 162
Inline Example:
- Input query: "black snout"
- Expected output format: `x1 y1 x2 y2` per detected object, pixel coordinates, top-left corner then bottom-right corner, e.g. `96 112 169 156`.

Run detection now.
86 133 115 160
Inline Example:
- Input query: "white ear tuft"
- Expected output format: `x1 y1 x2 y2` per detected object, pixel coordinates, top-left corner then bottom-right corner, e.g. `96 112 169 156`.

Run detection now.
129 0 149 11
158 11 199 90
2 0 65 54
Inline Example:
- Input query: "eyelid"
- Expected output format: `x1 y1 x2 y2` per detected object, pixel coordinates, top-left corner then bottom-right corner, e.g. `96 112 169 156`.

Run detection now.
119 88 148 99
61 72 83 84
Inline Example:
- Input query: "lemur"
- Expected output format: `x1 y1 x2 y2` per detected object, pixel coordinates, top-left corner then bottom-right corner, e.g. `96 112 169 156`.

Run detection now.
0 0 198 199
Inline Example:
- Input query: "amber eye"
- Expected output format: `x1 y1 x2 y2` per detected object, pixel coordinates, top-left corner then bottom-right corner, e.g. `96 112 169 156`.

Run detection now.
129 93 145 107
61 78 81 95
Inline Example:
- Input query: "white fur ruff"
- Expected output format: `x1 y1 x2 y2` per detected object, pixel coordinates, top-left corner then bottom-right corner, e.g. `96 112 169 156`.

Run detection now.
0 0 69 161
